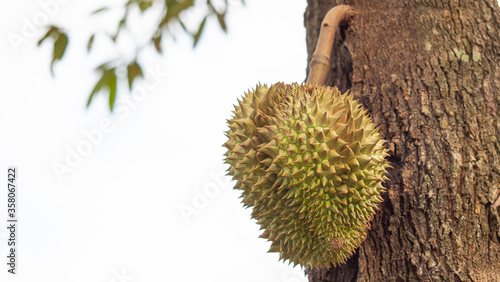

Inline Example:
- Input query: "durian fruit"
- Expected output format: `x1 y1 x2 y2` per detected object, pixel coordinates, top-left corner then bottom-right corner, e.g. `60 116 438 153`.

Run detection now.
223 82 389 268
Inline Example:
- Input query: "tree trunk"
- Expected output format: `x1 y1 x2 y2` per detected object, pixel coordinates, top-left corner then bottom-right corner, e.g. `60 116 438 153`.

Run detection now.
303 0 500 281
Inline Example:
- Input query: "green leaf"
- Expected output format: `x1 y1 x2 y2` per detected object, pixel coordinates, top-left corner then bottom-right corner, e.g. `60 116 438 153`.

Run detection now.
96 62 110 71
162 0 195 26
207 0 217 13
87 70 110 107
217 12 227 33
138 0 153 11
178 19 188 33
86 67 116 108
87 34 95 53
91 7 108 15
110 17 126 42
108 71 117 111
50 33 68 76
153 35 162 54
37 26 57 46
193 16 207 47
127 61 143 90
118 17 126 29
207 0 227 32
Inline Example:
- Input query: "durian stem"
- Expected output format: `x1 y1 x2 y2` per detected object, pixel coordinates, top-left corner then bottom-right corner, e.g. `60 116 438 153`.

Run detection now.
306 5 355 86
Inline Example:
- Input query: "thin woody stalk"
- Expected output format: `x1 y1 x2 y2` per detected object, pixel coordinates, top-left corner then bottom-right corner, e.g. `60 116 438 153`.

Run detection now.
306 5 354 86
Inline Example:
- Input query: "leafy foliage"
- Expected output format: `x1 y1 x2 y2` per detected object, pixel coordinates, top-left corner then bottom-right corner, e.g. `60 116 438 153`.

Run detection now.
37 26 69 76
127 61 143 90
38 0 243 111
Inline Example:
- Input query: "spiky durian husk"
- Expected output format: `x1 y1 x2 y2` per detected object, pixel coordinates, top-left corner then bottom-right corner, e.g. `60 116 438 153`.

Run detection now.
223 83 389 268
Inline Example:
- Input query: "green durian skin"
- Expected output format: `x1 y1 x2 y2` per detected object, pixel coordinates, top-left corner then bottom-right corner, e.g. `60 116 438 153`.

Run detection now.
224 83 390 268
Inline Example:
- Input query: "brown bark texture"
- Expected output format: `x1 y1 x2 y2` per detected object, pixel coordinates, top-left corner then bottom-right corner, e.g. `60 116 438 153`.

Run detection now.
304 0 500 281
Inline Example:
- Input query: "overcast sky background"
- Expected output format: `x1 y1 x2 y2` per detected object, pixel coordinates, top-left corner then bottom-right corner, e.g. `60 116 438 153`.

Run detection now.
0 0 309 281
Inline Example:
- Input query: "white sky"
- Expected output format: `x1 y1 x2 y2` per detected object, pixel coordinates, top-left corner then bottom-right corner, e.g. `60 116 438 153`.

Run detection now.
0 0 309 281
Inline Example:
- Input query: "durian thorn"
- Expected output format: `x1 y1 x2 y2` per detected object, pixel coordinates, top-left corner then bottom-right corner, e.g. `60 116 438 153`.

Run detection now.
306 5 355 86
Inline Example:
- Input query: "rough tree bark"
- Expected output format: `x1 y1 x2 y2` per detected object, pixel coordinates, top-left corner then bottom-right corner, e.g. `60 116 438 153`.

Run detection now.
304 0 500 281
